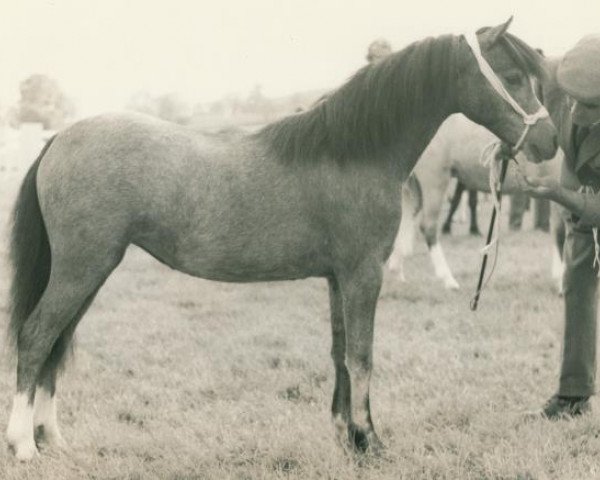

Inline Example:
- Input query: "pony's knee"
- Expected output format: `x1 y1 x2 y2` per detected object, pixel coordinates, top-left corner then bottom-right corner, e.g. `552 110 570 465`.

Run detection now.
420 223 437 248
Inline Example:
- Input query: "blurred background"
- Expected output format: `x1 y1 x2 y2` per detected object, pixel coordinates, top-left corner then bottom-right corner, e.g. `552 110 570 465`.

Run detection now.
0 0 598 137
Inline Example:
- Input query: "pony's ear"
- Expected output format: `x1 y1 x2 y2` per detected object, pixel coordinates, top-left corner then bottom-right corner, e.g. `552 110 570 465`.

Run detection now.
481 16 513 45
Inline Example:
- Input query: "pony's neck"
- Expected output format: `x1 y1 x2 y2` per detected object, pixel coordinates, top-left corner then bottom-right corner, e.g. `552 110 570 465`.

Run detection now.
388 102 456 180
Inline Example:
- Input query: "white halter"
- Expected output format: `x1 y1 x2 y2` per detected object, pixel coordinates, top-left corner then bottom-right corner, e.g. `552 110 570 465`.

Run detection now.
464 32 549 152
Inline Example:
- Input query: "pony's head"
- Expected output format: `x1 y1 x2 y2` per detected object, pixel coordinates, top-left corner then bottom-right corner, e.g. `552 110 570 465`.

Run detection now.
456 18 558 162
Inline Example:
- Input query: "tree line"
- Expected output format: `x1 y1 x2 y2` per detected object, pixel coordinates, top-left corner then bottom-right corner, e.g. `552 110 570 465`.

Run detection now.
1 74 324 131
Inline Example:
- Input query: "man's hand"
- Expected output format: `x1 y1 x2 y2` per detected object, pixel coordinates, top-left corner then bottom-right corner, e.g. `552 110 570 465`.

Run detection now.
513 166 560 199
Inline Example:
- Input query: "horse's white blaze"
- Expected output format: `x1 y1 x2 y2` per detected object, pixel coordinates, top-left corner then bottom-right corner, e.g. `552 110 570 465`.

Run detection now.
34 388 65 447
430 244 460 290
6 393 37 461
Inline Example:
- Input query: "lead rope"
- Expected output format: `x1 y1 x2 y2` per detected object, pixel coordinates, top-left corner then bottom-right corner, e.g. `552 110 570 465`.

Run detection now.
593 227 600 275
470 144 512 311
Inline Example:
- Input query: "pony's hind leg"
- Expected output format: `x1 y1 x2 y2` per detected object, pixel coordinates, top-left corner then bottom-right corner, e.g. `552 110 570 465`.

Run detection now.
7 256 119 460
33 330 73 450
33 288 98 449
33 311 81 449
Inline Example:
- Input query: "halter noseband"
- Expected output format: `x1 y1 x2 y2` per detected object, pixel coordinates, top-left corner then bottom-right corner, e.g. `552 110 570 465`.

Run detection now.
464 32 548 153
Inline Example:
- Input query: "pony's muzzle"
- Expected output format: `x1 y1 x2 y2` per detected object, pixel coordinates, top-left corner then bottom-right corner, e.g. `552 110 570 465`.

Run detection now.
525 118 558 162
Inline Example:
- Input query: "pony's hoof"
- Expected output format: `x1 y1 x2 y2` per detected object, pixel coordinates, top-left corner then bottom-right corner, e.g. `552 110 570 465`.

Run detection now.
35 424 68 450
9 439 39 462
349 425 385 455
444 277 460 290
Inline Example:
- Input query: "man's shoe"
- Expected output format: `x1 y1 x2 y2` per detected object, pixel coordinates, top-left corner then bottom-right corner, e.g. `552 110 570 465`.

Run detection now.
539 394 591 420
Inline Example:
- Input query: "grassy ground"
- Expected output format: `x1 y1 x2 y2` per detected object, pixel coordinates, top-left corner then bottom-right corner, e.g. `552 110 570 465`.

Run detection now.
1 148 600 479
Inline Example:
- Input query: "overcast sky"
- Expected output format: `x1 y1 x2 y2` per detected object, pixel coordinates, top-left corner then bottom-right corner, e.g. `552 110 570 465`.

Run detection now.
1 0 599 117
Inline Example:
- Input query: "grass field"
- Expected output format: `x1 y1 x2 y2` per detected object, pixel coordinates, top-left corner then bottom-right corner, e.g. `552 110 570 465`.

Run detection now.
1 144 600 480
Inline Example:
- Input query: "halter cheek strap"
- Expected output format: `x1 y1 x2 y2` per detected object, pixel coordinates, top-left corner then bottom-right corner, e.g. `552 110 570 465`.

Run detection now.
463 32 549 152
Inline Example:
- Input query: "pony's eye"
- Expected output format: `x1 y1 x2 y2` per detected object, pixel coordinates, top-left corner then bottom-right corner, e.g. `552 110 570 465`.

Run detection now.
504 74 522 86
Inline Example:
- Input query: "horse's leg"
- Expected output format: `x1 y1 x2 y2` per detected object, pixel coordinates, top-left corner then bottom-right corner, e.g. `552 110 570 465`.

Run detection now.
509 192 529 231
388 206 411 282
33 290 97 449
468 189 481 236
420 186 460 290
534 198 551 232
7 254 119 460
442 181 465 234
337 261 384 453
389 180 419 279
328 277 351 447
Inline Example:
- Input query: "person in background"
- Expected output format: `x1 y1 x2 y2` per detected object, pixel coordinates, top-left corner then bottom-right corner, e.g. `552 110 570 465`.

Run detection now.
366 38 392 63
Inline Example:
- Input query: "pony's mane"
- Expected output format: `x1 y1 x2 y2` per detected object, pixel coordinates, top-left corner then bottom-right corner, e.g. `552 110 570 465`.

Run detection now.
255 34 460 164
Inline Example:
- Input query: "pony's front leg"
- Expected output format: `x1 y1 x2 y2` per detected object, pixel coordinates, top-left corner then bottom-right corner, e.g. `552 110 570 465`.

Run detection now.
337 261 384 454
327 277 352 447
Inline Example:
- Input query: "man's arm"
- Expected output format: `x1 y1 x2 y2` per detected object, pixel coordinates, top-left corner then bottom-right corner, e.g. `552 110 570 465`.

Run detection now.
517 159 600 225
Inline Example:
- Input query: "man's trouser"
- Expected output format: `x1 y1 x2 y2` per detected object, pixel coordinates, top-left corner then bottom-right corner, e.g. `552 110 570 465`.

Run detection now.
559 216 600 397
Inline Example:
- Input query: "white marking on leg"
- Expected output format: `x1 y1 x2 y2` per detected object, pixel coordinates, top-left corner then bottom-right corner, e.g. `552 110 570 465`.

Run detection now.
551 246 563 279
332 413 349 443
346 364 371 431
460 195 468 223
399 182 417 256
550 246 565 295
429 243 459 289
398 210 415 256
34 388 66 449
6 393 37 461
388 213 414 279
387 251 407 281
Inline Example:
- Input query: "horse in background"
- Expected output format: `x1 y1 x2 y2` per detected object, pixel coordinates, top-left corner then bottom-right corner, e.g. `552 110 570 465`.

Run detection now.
388 113 562 290
442 180 481 236
5 22 557 460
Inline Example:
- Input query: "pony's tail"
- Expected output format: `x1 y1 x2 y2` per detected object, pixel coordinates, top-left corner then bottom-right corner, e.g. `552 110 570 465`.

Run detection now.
7 136 56 354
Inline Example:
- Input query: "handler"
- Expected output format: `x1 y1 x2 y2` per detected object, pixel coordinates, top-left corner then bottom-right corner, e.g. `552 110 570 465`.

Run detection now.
516 34 600 418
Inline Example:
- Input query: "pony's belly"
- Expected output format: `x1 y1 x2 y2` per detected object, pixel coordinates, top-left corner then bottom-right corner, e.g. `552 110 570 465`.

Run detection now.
136 233 332 282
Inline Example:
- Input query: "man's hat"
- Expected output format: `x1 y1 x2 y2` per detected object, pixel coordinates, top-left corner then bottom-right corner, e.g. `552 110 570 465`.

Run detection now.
557 34 600 102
